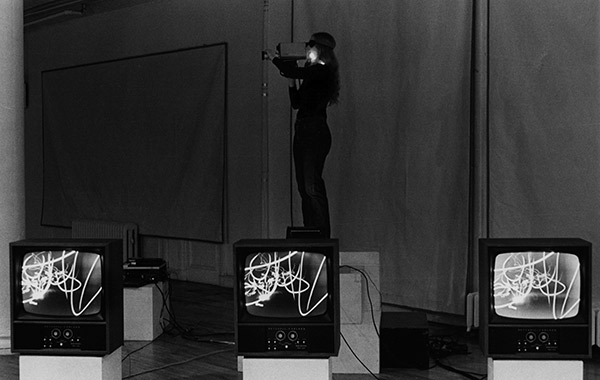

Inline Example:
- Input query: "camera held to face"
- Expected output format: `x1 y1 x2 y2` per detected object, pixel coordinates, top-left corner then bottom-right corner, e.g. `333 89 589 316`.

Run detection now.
262 42 306 61
276 43 306 60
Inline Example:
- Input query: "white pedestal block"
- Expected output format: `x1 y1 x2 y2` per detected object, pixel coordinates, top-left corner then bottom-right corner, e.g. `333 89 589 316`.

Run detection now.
243 358 331 380
20 347 122 380
488 358 583 380
124 282 164 341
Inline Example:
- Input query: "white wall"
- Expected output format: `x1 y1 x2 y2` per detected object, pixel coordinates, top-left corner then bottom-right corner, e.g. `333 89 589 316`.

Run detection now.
0 0 25 348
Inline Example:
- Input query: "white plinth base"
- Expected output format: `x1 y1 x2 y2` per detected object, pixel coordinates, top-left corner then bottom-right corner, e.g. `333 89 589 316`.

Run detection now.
124 282 164 341
488 358 583 380
243 358 331 380
19 347 122 380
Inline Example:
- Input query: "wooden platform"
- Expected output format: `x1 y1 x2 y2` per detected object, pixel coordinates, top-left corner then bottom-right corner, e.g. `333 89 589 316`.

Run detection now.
1 280 599 379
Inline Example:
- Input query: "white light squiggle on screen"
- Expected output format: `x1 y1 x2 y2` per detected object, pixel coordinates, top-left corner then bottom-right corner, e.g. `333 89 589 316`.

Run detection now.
493 251 580 319
244 251 327 317
21 250 102 317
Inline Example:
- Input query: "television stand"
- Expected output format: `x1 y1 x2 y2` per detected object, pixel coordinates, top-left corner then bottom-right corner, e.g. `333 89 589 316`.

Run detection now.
19 347 121 380
488 358 583 380
243 357 331 380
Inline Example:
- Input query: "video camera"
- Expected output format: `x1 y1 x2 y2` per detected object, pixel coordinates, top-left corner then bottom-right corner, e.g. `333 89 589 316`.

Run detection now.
277 42 306 60
263 42 306 61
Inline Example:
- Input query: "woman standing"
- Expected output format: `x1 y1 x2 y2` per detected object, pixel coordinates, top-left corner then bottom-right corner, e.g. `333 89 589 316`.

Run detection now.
266 32 340 238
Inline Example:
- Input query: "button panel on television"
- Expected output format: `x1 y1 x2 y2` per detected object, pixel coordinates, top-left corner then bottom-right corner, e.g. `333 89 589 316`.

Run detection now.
516 328 558 353
266 327 308 351
43 326 83 349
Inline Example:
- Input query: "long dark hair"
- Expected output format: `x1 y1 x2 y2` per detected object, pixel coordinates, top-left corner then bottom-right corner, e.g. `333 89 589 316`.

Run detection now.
312 32 340 105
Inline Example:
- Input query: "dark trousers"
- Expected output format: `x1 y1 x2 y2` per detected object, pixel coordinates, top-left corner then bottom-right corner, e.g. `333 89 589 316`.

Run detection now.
293 117 332 238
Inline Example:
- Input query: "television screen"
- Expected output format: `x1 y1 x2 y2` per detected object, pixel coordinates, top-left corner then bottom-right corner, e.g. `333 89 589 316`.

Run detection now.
21 250 102 317
244 250 328 318
493 251 580 320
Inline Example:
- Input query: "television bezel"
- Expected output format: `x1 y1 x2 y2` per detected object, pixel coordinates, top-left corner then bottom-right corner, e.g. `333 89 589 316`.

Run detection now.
479 237 592 359
12 244 107 321
481 238 591 325
233 238 340 358
235 239 339 324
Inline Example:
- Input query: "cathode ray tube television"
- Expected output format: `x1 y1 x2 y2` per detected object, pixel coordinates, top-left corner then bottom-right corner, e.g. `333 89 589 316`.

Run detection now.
234 238 340 358
10 239 124 356
479 238 592 359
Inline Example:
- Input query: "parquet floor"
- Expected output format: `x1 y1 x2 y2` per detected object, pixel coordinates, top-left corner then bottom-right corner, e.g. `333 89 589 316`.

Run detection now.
1 280 600 379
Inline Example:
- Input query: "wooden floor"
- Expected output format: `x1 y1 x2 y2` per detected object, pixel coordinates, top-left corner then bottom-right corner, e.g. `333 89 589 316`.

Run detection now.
1 280 600 379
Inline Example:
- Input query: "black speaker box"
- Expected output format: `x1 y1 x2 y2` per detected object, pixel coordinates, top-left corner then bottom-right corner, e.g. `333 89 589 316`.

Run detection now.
380 311 429 369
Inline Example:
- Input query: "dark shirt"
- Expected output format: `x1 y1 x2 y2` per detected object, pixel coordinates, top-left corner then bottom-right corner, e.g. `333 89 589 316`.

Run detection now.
272 58 334 120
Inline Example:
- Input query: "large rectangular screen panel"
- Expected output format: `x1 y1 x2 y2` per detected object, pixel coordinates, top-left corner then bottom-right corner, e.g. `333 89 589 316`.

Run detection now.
493 251 580 320
41 43 227 242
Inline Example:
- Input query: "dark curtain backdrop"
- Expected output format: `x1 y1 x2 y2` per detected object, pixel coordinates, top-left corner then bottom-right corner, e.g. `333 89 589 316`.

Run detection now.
293 1 473 314
487 0 600 310
41 44 227 242
290 0 600 315
488 1 600 239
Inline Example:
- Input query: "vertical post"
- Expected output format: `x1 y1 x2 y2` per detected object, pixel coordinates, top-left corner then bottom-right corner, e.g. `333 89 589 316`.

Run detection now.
261 0 271 238
263 0 295 238
469 0 489 294
0 0 26 349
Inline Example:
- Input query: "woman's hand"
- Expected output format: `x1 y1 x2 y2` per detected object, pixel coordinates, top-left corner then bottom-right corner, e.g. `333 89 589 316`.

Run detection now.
264 48 278 61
